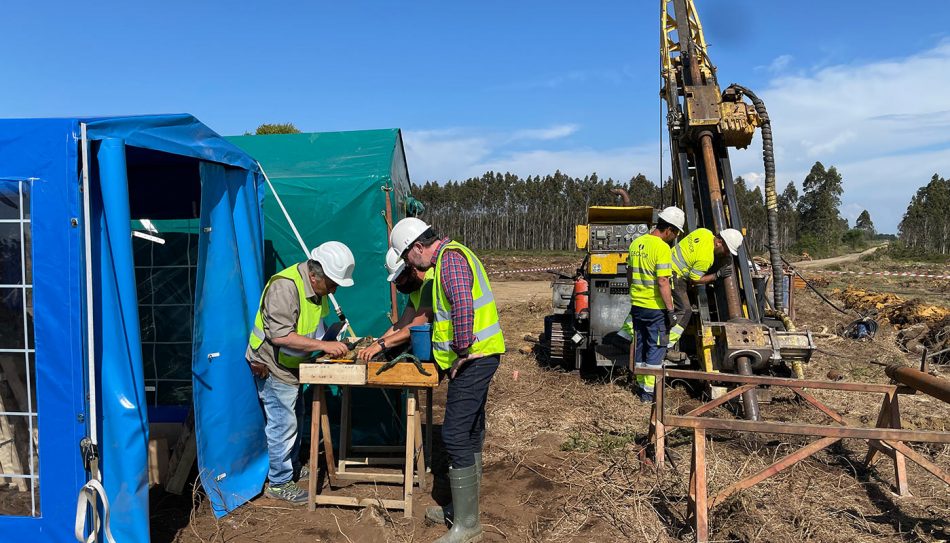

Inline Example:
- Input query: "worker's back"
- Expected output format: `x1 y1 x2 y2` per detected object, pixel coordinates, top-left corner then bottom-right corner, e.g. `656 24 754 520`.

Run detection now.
627 232 672 309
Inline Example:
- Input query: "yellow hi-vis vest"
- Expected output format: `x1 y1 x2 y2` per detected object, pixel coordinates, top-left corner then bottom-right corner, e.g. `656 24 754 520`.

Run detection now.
248 264 329 368
671 228 716 281
409 268 436 311
431 241 506 370
627 233 673 309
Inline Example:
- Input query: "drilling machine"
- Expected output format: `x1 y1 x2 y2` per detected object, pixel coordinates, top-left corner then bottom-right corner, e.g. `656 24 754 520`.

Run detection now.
544 1 814 419
659 0 814 419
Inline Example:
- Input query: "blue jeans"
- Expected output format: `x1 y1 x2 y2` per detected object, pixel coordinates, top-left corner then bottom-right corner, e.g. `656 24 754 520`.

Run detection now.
631 306 667 393
256 376 303 486
442 356 500 468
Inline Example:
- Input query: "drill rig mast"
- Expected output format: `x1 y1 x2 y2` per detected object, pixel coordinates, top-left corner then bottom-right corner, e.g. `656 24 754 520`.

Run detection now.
660 0 810 420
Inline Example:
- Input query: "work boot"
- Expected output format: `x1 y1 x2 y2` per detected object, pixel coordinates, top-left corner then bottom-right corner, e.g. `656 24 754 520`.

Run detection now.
665 350 689 364
433 464 482 543
426 453 481 526
264 481 308 505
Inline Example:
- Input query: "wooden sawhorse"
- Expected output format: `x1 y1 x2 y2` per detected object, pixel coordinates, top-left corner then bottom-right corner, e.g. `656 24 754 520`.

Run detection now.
306 383 435 518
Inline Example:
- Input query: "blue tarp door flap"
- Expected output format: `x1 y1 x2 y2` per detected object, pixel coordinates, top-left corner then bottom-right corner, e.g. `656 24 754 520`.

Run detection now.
193 162 267 517
93 138 150 541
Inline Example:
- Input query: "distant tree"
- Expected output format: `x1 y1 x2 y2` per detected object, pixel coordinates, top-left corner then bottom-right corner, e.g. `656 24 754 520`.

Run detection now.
842 229 867 250
898 173 950 255
796 162 846 255
626 173 659 207
254 123 301 135
855 210 875 237
414 170 659 251
733 176 767 253
777 181 799 249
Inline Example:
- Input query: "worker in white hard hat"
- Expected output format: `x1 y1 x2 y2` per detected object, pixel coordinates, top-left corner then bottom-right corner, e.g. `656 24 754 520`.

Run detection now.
357 248 435 361
627 206 683 402
390 217 504 543
666 228 744 356
245 241 356 504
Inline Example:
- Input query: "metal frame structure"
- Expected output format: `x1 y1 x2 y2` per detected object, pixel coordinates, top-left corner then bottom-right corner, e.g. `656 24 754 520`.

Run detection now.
639 367 950 542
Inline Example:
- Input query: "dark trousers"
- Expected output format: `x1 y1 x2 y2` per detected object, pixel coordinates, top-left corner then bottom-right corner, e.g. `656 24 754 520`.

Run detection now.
442 355 500 468
669 275 692 347
631 306 667 393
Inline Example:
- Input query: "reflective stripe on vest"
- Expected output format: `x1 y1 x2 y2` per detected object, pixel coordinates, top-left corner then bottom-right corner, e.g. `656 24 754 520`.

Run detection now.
672 229 715 279
248 264 328 368
431 242 506 370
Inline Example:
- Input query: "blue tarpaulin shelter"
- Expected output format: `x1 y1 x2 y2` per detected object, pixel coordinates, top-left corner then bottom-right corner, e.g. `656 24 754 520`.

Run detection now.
0 115 269 542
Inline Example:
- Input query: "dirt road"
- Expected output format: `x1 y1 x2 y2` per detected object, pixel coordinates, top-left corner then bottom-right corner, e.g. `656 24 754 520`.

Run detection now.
796 244 885 268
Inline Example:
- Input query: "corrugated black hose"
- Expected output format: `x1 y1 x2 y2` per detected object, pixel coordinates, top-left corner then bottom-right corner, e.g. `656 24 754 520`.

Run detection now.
728 84 784 312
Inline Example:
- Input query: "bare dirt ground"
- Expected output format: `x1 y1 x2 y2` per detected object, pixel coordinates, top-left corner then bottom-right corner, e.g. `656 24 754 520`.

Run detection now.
164 277 950 543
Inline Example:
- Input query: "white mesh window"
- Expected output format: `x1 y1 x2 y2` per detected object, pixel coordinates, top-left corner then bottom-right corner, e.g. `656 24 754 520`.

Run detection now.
0 180 38 516
133 225 199 407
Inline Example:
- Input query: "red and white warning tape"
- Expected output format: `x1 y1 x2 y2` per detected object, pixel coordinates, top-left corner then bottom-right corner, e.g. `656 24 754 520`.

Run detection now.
491 265 573 276
814 269 950 280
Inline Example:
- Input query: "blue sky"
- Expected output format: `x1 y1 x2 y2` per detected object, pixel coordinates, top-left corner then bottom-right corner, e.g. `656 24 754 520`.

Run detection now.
3 1 950 232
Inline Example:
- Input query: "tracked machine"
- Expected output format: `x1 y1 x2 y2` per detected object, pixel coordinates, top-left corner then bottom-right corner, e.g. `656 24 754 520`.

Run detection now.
546 0 814 420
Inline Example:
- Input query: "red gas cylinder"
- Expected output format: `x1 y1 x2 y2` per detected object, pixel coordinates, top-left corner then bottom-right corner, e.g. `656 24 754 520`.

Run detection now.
573 277 589 318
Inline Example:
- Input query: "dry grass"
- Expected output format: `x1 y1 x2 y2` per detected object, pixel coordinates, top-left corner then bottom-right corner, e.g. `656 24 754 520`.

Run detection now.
171 283 950 543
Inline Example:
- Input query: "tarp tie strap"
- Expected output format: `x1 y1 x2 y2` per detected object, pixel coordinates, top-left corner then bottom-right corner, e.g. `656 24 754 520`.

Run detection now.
74 478 116 543
256 162 356 338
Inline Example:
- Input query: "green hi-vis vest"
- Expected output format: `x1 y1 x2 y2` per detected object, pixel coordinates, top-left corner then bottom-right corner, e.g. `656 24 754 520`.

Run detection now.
671 228 715 281
248 264 329 368
409 268 436 310
431 241 506 370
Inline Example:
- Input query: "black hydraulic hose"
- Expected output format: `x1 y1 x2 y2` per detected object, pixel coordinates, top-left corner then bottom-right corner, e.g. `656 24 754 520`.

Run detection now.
728 84 784 312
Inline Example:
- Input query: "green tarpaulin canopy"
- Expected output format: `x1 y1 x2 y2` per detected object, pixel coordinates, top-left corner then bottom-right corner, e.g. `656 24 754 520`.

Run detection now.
227 129 413 335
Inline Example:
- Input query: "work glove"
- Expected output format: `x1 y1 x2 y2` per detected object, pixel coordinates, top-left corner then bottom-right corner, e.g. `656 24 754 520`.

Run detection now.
715 264 734 280
663 310 676 331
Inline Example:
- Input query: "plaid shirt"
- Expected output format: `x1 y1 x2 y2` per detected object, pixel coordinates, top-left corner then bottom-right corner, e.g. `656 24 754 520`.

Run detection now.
431 238 475 354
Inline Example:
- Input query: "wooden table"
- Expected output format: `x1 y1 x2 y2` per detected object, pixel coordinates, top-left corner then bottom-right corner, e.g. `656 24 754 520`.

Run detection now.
302 365 438 518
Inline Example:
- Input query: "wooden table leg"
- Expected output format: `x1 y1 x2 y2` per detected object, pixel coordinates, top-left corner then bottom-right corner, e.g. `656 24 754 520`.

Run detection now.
339 386 352 474
413 389 427 491
425 387 433 472
308 385 322 511
404 391 417 518
319 386 338 487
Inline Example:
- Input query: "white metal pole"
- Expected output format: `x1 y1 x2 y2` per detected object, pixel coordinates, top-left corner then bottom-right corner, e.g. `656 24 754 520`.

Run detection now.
256 162 355 337
80 124 99 476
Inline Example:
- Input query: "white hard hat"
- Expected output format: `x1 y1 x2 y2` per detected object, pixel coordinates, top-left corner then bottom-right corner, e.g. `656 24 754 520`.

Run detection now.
309 241 355 287
385 247 406 282
390 217 430 257
719 228 744 256
657 206 686 231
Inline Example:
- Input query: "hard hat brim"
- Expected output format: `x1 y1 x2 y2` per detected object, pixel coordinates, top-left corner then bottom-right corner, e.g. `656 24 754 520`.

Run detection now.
324 270 354 287
386 261 406 282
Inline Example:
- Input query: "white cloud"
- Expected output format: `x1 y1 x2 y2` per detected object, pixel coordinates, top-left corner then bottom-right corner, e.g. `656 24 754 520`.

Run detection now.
404 125 656 183
729 40 950 232
759 54 793 73
406 43 950 233
509 124 579 142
